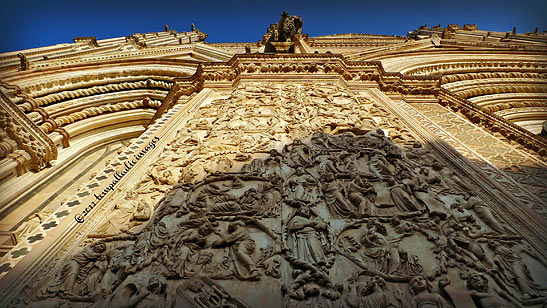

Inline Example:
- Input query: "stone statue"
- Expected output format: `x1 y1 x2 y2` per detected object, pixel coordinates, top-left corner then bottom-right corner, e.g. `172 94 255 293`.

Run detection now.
277 11 303 42
264 11 303 52
17 53 30 70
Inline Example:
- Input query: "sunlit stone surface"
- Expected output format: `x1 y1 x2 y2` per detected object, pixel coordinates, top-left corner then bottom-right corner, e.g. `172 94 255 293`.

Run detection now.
0 12 546 308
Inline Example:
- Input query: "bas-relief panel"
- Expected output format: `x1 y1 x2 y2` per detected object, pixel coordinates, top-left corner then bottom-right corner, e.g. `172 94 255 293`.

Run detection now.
406 103 547 219
16 83 547 307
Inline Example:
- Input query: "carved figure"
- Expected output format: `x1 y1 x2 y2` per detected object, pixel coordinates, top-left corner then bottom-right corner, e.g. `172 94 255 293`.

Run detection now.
489 241 545 299
354 276 400 308
98 275 167 308
173 219 215 278
287 207 329 267
386 177 422 213
408 275 449 308
359 221 408 275
212 221 261 280
285 140 312 167
368 153 391 179
408 172 449 218
130 221 170 271
185 279 231 307
460 195 505 233
315 153 342 177
441 273 525 308
12 208 52 243
43 242 106 297
286 167 318 205
277 11 303 42
89 192 150 238
153 184 192 222
17 53 30 70
347 175 376 217
322 173 355 217
258 178 282 215
441 218 489 267
195 183 239 212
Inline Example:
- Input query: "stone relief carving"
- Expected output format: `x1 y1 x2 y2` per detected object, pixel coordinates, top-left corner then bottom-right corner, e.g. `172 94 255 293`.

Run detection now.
21 83 546 308
12 208 53 243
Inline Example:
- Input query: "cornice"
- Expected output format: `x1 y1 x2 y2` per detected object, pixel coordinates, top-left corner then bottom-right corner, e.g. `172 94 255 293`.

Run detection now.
441 71 547 84
482 101 547 113
440 39 547 52
495 106 547 118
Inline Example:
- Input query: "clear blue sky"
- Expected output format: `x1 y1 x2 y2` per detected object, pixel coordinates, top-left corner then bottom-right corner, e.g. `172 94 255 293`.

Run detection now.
1 0 546 53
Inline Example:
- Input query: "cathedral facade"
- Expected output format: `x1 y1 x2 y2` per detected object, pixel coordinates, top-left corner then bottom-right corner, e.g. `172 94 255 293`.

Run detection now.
0 13 546 307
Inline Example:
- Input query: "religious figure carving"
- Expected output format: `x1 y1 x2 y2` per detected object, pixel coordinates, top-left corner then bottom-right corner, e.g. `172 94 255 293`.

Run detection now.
386 177 422 213
89 192 150 238
12 208 53 243
172 218 216 278
347 175 376 217
488 241 546 299
286 167 318 206
408 275 449 308
286 207 330 269
458 195 506 233
27 86 547 308
40 242 107 298
212 221 261 280
359 221 419 276
322 173 355 218
350 276 401 308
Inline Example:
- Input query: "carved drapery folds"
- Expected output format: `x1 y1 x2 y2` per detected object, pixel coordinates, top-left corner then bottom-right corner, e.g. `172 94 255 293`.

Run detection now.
25 83 546 308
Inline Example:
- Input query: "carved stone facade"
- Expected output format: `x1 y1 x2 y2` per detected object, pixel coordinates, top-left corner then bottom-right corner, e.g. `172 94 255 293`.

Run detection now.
0 14 545 308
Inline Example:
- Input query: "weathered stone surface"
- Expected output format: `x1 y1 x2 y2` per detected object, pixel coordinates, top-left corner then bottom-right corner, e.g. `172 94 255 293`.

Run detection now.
0 14 546 308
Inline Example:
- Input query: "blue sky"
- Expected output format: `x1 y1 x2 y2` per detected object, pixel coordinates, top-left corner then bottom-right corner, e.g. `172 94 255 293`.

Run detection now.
1 0 546 53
